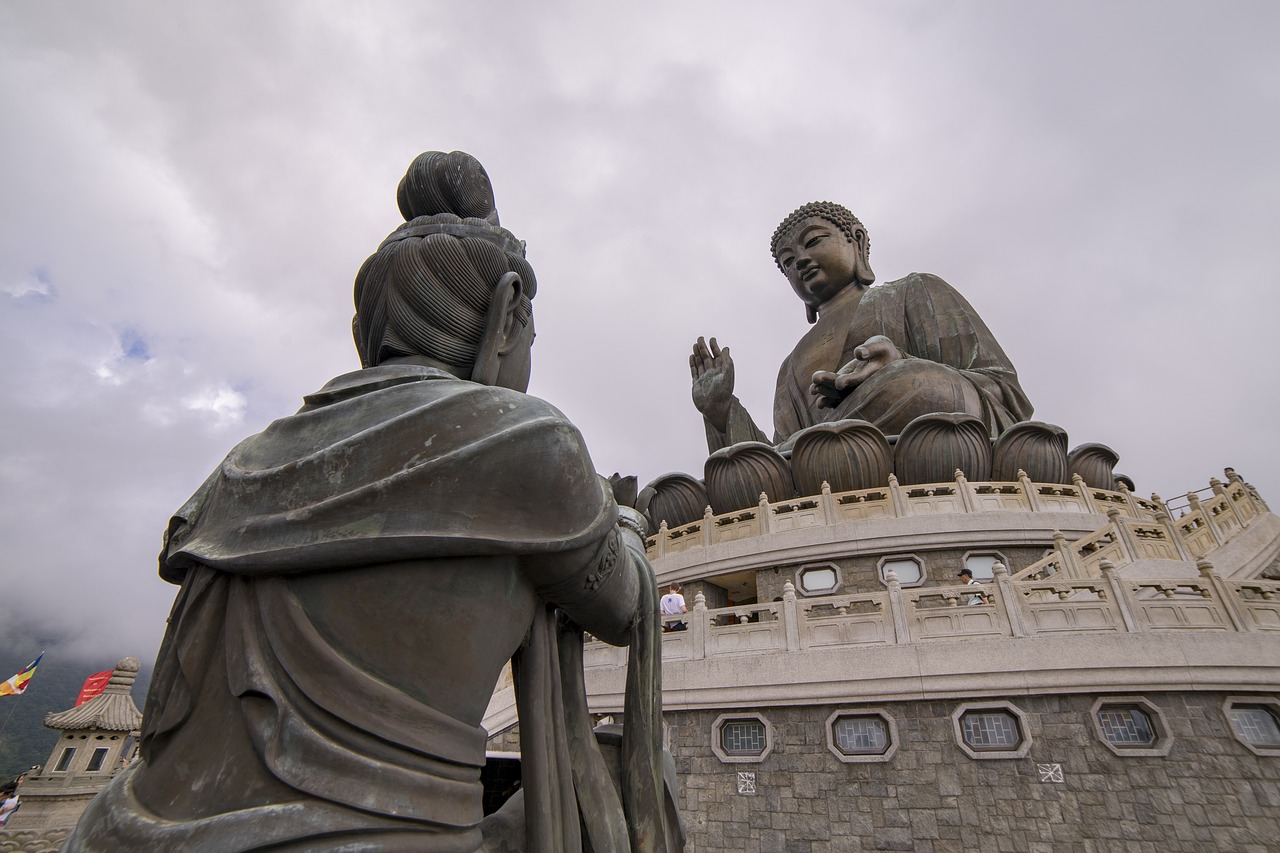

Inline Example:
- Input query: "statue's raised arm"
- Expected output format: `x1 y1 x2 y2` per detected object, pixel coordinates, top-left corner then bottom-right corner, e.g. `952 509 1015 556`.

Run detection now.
692 201 1033 453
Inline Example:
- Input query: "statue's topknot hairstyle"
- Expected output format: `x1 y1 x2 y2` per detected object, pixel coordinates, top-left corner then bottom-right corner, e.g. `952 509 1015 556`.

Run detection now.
770 201 870 272
353 151 535 369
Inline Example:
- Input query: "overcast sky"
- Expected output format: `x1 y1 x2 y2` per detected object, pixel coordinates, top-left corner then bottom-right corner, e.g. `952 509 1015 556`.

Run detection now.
2 1 1277 663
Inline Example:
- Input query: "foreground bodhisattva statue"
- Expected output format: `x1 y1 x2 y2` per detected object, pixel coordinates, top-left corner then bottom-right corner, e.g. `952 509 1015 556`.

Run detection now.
68 152 682 852
690 201 1034 451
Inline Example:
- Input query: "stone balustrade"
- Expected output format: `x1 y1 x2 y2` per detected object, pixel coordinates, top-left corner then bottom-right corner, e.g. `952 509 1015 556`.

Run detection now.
644 471 1269 587
644 470 1182 558
584 560 1280 669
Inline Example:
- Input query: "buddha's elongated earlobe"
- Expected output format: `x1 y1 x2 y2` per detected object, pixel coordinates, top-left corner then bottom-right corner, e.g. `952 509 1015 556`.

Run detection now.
854 229 876 287
471 271 523 386
806 304 818 324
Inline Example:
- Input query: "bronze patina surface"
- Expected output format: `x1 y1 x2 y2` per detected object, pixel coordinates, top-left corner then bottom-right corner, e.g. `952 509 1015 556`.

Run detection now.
691 201 1033 452
67 151 681 853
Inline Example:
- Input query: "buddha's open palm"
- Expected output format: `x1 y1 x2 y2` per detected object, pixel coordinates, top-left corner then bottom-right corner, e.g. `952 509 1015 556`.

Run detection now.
690 336 734 428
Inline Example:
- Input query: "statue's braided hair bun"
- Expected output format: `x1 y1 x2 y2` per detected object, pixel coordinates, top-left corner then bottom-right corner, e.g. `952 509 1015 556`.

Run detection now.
397 151 500 225
355 151 534 369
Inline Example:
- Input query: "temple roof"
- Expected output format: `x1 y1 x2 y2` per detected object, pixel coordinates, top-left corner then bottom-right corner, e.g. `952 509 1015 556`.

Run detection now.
44 656 143 733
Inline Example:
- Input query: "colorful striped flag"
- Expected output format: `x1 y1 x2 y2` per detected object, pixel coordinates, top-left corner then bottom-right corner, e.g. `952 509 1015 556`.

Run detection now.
0 653 44 697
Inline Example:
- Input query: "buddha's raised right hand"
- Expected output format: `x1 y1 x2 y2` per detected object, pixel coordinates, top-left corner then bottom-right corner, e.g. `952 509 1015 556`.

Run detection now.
690 336 734 431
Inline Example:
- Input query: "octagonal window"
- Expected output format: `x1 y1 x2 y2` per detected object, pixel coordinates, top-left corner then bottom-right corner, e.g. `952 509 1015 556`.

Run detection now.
1227 704 1280 748
880 557 922 585
1096 706 1156 747
962 552 1003 581
720 719 766 756
833 715 889 755
961 711 1021 751
1090 698 1171 756
797 565 839 595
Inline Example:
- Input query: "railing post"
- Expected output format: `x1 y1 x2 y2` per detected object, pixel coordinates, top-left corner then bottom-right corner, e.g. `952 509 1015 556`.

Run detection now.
1188 493 1223 546
1053 529 1083 578
1151 493 1195 562
1211 477 1248 530
888 473 908 517
821 480 837 526
1074 474 1098 514
691 591 708 660
1117 480 1141 517
885 569 910 645
1107 508 1139 563
1100 559 1141 633
701 505 714 548
655 521 668 558
1197 558 1247 632
758 492 772 536
956 469 977 513
1019 469 1042 512
992 561 1028 637
781 581 802 652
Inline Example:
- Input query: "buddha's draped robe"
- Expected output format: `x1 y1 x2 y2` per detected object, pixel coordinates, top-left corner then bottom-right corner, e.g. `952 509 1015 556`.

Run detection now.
67 365 671 853
706 273 1034 451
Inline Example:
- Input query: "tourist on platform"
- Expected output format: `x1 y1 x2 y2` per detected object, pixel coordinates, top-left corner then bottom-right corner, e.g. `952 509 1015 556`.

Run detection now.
660 583 688 631
958 568 988 605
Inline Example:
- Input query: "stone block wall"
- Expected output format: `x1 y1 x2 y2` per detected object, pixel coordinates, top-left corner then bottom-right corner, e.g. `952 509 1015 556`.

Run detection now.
664 691 1280 852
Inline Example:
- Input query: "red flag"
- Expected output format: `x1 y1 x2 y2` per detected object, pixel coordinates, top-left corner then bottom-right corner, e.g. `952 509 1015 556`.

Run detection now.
75 670 112 706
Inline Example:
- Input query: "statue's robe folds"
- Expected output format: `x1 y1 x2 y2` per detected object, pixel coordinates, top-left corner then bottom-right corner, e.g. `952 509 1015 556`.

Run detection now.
68 365 676 853
707 273 1034 451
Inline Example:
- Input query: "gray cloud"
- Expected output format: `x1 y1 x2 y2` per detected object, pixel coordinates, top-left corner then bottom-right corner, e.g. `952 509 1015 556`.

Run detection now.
2 1 1277 662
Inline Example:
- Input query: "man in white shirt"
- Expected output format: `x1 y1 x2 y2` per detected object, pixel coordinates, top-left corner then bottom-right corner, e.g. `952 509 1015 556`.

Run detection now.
958 568 988 605
660 583 688 631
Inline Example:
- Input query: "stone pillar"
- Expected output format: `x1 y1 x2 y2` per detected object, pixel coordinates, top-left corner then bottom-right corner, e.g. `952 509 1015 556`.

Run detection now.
992 561 1028 637
1074 474 1098 514
1053 529 1082 578
1019 469 1042 512
1117 480 1141 517
701 505 714 548
1198 558 1247 632
1188 492 1224 546
1151 493 1195 562
888 473 908 518
956 469 978 513
690 591 708 660
758 492 772 536
1100 559 1140 633
781 581 802 652
1107 508 1139 564
655 521 668 559
820 480 837 526
1211 477 1248 530
886 570 910 645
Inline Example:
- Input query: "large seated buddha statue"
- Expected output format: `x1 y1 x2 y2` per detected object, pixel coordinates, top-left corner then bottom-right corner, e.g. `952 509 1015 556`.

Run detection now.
690 201 1033 452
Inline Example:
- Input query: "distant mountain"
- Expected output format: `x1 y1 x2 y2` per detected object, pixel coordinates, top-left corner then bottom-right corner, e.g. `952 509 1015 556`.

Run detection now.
0 647 151 782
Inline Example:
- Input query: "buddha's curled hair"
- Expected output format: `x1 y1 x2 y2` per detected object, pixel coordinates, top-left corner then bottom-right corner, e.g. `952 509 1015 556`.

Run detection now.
770 201 871 271
353 213 536 369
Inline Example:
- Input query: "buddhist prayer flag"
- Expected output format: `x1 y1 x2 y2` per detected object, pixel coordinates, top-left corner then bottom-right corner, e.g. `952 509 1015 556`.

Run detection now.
0 653 44 697
75 670 113 706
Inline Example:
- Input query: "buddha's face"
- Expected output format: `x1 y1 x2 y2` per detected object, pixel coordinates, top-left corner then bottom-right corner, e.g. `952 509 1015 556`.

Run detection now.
775 216 861 309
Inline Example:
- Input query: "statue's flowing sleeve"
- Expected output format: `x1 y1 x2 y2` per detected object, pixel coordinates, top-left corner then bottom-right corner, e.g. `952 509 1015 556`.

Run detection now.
890 273 1033 436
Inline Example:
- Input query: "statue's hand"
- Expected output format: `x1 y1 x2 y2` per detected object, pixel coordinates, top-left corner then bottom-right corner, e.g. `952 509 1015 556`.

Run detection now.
810 335 903 408
690 336 734 430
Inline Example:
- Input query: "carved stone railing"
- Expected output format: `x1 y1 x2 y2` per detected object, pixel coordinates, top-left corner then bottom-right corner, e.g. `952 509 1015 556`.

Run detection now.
644 469 1209 559
1010 477 1266 582
583 561 1280 669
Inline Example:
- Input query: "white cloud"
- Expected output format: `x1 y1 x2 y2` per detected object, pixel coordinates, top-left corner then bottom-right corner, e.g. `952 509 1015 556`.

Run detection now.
1 0 1278 665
